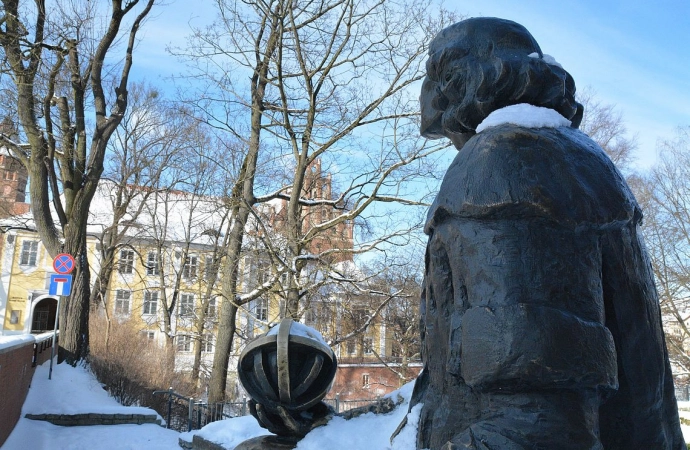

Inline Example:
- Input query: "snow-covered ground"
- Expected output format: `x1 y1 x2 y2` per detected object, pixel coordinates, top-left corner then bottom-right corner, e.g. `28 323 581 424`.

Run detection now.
2 359 420 450
4 358 690 450
2 361 179 450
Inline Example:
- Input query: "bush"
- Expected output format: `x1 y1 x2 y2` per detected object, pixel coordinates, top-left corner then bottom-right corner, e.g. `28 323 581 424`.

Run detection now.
88 314 197 427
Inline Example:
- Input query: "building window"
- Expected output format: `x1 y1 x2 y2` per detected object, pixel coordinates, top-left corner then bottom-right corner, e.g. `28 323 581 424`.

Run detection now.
141 331 155 342
204 296 217 317
204 255 216 280
33 309 49 331
363 337 374 355
246 254 271 290
114 290 131 315
119 249 135 274
19 240 39 266
255 298 268 322
201 334 214 353
346 339 356 355
146 252 160 276
304 308 315 325
362 373 370 387
182 255 198 279
143 291 158 315
177 335 192 352
179 293 195 317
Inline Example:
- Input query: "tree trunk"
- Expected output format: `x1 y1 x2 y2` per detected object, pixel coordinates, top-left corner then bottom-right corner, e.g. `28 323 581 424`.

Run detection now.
208 301 238 403
192 318 205 384
58 236 90 364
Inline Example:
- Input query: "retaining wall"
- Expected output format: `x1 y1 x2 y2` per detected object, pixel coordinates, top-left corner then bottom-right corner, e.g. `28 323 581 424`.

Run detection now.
0 333 56 447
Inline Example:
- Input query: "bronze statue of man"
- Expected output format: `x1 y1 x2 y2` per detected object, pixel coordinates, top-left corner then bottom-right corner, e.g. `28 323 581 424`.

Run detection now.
410 17 685 449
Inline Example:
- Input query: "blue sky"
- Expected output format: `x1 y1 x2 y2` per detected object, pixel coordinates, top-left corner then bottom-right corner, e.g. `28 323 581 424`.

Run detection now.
133 0 690 171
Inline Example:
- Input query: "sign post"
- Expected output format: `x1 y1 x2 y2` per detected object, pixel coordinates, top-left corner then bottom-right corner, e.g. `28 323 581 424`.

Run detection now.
49 253 75 380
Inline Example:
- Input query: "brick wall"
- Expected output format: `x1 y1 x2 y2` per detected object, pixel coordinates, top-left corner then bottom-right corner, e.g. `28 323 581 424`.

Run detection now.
0 334 55 447
327 363 423 401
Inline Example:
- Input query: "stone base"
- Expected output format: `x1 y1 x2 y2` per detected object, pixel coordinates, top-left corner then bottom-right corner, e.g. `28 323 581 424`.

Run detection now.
232 435 299 450
24 413 161 427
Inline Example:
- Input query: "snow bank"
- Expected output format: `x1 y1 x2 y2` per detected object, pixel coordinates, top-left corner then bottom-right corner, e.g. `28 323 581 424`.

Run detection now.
186 381 420 450
180 416 269 449
3 360 178 450
23 360 159 417
0 334 35 352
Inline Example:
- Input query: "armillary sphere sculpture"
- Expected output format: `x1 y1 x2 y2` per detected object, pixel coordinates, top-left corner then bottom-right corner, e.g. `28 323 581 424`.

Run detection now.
235 318 337 449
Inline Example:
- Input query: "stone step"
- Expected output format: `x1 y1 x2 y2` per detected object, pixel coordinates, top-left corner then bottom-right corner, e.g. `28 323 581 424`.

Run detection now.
25 413 162 427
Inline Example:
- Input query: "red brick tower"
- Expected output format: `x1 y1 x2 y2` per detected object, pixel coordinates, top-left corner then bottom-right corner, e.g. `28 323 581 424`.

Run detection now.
0 117 29 218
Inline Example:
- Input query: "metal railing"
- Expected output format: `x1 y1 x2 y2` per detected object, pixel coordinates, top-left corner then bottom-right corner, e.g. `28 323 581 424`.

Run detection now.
151 388 380 432
32 331 57 367
153 387 248 432
323 394 381 413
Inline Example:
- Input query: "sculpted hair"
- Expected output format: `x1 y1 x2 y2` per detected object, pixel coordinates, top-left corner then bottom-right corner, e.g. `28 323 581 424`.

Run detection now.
421 20 583 139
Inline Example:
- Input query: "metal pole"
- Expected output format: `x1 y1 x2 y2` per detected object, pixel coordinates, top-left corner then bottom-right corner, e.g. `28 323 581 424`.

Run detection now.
335 394 340 413
241 396 247 416
167 387 173 428
48 295 61 380
188 397 194 432
197 402 202 428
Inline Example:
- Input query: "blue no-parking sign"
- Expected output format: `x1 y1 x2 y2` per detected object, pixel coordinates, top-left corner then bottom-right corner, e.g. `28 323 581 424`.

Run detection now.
53 253 75 274
49 274 73 296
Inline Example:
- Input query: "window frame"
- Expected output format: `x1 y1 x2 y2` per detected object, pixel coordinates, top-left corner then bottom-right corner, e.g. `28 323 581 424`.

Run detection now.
141 330 155 343
143 290 158 315
177 335 192 352
255 297 268 322
114 289 131 316
146 252 160 276
118 249 135 274
179 293 195 317
182 255 198 280
204 296 217 317
204 255 215 280
19 240 39 266
363 336 374 355
201 334 214 353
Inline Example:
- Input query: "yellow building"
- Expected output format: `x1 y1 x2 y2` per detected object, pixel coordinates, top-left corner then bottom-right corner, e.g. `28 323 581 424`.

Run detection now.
0 183 285 376
0 155 395 388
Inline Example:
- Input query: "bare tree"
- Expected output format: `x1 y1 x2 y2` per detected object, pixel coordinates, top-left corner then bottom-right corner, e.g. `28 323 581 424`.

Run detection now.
175 0 454 403
577 88 637 173
89 84 194 351
638 127 690 382
132 132 234 374
0 0 155 363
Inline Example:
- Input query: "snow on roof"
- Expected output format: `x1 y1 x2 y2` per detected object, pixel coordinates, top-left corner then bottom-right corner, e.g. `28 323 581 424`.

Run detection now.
0 180 235 247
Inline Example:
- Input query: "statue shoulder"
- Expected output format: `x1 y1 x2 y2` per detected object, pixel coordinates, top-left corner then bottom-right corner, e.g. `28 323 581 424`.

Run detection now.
426 125 639 232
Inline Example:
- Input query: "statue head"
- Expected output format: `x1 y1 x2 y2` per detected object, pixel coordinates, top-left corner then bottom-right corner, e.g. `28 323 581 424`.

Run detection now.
420 17 583 148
